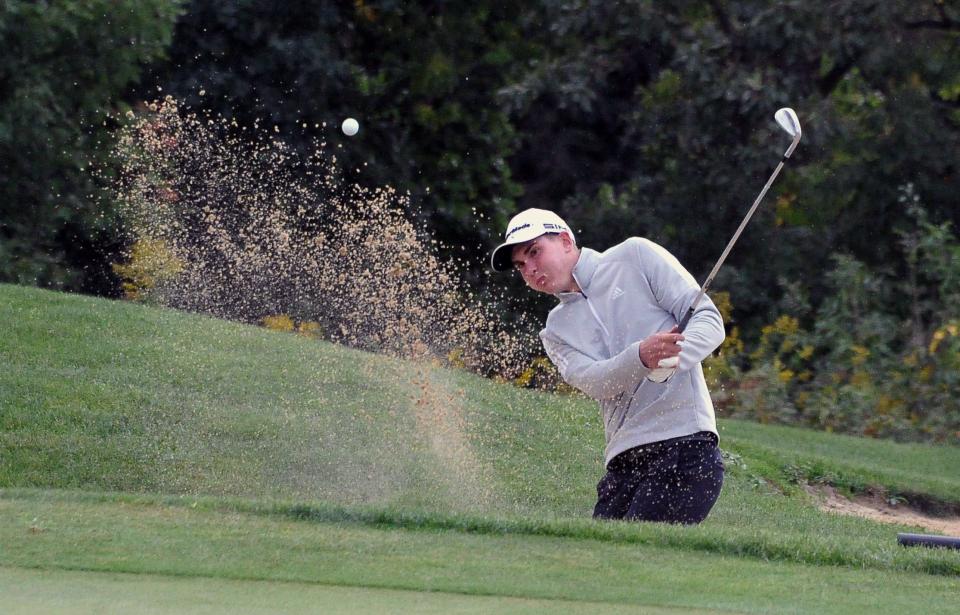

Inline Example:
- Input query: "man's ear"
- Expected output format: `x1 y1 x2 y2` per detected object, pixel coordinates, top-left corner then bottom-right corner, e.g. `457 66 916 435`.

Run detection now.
559 231 576 251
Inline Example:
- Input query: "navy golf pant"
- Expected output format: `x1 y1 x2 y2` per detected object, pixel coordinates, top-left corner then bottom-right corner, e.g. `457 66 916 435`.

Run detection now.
593 435 724 524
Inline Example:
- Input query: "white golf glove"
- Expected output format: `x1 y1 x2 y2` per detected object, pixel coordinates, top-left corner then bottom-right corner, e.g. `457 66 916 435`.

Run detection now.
647 355 679 383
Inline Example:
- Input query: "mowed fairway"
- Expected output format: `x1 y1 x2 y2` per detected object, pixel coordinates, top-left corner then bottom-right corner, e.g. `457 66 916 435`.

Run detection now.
3 284 960 613
2 567 705 615
4 493 960 615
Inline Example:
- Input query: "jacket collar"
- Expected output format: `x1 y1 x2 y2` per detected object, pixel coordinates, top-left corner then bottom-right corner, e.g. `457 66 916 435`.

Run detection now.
557 247 599 303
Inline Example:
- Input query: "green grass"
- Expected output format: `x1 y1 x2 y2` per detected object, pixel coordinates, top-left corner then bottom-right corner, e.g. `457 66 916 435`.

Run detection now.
3 492 960 615
2 283 960 612
721 420 960 509
1 567 703 615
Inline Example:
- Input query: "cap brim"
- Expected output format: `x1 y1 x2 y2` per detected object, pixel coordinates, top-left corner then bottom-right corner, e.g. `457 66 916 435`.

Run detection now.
490 229 568 271
490 240 521 272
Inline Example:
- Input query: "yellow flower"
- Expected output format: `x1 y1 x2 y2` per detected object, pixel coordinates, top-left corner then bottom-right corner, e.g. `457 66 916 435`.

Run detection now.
711 291 734 323
850 345 870 366
723 326 745 355
929 321 960 354
112 237 184 300
447 347 466 369
752 315 801 361
262 314 294 332
296 321 322 339
532 357 553 370
876 395 902 415
773 315 800 335
514 367 534 388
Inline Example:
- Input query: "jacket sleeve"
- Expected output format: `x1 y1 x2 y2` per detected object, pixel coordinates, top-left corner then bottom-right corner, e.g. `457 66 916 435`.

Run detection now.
540 330 650 401
635 238 725 372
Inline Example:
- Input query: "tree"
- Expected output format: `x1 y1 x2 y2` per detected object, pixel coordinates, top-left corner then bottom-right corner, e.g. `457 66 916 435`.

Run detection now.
0 0 182 292
502 0 960 333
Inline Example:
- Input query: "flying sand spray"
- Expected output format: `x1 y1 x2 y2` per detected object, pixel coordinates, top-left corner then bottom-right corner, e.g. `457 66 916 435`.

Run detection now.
108 98 551 513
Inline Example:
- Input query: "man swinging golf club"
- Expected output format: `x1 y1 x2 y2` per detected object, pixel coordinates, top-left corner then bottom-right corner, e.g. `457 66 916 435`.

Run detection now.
491 210 726 523
490 108 802 523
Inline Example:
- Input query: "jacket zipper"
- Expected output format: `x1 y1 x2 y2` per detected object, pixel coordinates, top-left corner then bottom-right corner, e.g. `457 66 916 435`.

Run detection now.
583 293 611 338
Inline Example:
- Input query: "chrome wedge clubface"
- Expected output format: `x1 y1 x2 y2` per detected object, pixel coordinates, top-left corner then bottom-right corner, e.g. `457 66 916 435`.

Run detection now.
775 107 802 158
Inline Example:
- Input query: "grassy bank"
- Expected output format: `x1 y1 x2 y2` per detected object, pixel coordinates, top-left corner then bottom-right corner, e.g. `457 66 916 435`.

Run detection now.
2 283 959 611
3 491 960 614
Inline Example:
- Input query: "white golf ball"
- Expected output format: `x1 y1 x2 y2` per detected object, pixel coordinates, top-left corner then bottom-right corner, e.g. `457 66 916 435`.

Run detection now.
341 118 359 136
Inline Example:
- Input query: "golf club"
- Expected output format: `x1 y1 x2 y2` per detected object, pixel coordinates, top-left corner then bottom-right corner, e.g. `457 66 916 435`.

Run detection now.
676 107 802 333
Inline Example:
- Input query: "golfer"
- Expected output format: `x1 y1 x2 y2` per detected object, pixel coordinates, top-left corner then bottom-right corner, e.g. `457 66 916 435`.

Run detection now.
491 208 726 523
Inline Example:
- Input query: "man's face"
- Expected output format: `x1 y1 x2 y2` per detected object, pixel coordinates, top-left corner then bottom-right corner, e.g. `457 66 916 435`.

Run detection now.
511 233 576 294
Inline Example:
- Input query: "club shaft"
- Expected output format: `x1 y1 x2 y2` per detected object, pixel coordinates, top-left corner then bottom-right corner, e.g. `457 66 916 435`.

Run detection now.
677 155 789 332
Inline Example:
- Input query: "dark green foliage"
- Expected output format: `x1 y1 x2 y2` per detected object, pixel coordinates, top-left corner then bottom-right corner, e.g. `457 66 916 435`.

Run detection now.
504 0 960 335
4 284 960 583
0 0 182 291
722 206 960 443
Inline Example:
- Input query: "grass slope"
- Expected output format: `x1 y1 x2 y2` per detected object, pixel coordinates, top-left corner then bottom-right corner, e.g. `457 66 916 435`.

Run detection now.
4 493 960 615
2 567 703 615
2 283 960 611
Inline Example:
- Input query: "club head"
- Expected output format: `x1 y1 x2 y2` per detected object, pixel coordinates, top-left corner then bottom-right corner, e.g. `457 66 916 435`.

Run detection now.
774 107 802 158
775 108 800 137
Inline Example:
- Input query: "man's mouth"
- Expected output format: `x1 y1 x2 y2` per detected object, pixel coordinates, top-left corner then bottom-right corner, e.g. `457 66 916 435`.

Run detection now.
537 275 547 286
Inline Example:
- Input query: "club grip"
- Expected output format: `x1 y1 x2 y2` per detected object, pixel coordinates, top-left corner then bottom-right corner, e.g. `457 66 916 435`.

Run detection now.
677 306 695 333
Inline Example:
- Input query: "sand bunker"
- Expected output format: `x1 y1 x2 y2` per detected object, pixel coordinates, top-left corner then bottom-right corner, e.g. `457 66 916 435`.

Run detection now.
806 484 960 536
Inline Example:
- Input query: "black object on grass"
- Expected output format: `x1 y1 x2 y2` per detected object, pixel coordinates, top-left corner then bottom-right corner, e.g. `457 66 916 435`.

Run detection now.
897 533 960 550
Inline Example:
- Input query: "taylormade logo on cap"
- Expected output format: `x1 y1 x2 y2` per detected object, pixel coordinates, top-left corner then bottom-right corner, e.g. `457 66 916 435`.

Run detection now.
490 208 574 271
505 222 532 240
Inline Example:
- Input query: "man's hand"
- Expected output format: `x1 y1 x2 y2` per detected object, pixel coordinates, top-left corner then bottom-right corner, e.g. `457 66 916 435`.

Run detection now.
641 326 683 383
639 326 684 369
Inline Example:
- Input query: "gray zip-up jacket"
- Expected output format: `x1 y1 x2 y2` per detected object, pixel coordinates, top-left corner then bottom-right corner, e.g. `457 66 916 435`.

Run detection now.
539 238 725 467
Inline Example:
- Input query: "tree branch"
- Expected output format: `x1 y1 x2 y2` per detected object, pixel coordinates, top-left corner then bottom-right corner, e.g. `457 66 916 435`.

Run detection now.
706 0 736 37
931 89 960 109
903 19 960 31
817 54 863 98
902 0 959 31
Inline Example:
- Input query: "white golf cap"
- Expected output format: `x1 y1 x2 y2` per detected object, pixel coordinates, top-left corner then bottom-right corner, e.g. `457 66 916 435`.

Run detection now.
490 208 574 271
